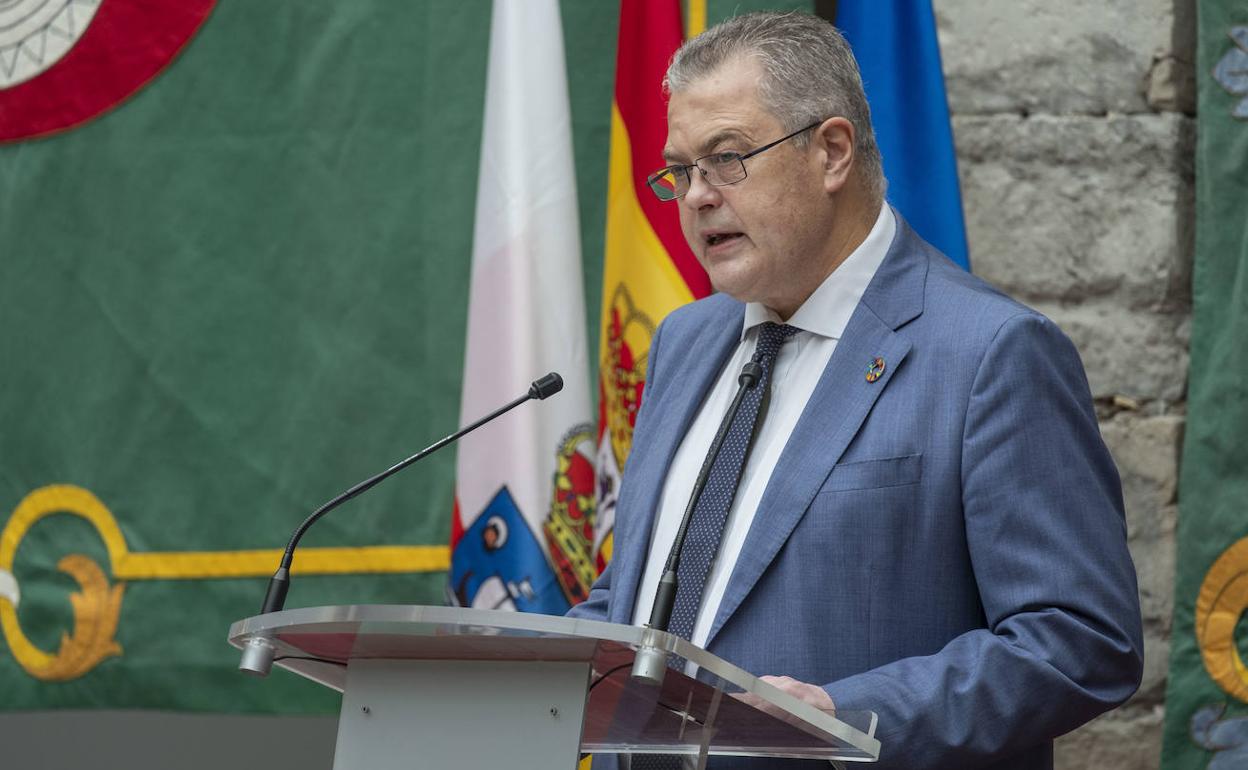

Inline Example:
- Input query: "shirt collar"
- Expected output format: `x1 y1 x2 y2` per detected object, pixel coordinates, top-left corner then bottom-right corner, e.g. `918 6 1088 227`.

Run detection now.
741 204 896 341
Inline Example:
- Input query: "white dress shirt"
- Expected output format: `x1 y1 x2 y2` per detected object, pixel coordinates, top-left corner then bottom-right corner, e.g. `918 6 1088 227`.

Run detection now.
631 205 897 647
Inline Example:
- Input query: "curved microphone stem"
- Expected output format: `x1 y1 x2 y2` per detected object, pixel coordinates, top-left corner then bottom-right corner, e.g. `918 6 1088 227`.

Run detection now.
240 372 562 676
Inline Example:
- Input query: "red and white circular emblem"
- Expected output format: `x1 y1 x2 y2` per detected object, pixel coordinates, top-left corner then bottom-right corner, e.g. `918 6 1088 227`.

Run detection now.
0 0 216 142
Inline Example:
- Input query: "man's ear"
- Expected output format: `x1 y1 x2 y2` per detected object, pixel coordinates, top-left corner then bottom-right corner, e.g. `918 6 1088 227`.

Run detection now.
814 117 855 194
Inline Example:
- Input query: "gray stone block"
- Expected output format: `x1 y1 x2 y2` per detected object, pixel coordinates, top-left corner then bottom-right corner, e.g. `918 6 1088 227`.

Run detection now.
1147 0 1198 114
1034 300 1188 402
933 0 1186 115
1148 54 1197 114
1100 414 1181 534
1100 414 1181 628
1055 704 1165 770
1133 512 1177 630
1133 630 1171 706
952 113 1194 313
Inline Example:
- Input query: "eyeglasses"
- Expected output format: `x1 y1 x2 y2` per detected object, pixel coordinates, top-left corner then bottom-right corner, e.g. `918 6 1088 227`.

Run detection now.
646 120 824 202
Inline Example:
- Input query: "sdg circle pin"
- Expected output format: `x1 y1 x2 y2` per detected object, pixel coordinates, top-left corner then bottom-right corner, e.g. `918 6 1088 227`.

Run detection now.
866 357 886 383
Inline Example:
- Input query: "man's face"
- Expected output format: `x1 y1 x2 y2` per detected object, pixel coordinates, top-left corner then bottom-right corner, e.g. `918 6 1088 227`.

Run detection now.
664 58 834 315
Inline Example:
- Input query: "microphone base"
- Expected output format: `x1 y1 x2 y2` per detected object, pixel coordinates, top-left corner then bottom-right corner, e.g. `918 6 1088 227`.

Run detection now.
630 644 667 687
238 635 276 677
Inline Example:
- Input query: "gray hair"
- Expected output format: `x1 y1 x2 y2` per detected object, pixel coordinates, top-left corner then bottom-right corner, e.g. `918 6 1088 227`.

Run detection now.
664 11 886 204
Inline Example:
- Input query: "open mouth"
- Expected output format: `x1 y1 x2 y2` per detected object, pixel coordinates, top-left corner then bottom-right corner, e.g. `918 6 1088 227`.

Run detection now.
705 232 744 247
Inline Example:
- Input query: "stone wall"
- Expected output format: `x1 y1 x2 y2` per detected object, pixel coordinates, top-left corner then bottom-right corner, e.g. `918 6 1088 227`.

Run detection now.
932 1 1196 767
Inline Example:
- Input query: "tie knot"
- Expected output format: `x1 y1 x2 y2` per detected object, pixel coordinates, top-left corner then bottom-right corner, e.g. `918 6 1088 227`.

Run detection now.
752 322 799 364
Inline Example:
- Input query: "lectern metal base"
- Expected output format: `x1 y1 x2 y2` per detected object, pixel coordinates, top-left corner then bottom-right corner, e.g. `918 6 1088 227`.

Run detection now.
334 659 591 770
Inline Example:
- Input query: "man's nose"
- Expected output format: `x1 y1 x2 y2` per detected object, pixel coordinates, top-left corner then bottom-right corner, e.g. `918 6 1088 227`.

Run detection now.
681 168 721 210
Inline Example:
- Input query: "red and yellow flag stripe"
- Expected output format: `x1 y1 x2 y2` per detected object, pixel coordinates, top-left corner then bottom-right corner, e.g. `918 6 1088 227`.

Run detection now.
594 0 711 571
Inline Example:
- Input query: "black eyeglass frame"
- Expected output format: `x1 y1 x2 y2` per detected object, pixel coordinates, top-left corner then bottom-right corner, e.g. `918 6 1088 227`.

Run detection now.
645 119 826 202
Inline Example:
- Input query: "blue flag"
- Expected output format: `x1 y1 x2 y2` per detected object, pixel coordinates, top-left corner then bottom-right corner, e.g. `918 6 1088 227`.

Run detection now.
837 1 970 270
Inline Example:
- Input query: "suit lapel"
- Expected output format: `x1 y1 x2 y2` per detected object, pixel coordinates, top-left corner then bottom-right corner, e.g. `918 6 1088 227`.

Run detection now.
608 299 744 623
705 216 930 645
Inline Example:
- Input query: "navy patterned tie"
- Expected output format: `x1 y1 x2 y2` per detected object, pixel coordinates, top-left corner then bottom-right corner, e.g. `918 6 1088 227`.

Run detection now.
667 321 799 643
630 322 799 770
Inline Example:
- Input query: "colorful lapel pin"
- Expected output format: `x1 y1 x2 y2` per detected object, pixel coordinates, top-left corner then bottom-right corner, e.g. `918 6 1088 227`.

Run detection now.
866 357 886 383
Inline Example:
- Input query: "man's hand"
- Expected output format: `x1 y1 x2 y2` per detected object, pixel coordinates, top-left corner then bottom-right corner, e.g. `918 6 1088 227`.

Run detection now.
758 675 836 714
732 675 836 721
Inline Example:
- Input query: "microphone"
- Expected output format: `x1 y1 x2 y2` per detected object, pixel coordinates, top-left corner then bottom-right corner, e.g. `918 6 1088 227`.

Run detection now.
238 372 563 676
529 372 564 400
632 361 762 685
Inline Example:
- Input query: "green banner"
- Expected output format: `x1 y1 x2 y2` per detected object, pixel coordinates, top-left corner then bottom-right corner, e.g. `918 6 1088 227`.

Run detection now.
1160 5 1248 768
0 0 803 715
0 0 593 714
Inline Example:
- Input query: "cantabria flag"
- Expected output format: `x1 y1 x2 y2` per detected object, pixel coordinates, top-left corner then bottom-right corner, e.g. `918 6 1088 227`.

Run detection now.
448 0 594 616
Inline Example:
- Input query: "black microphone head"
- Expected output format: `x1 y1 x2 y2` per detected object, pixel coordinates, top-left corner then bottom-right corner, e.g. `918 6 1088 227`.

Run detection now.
739 361 763 387
529 372 564 400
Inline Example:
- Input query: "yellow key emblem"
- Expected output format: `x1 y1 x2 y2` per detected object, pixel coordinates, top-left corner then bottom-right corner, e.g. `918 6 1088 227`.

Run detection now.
0 484 449 681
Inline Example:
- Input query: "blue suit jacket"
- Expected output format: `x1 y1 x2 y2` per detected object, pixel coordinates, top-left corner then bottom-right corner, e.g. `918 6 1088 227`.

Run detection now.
569 217 1144 769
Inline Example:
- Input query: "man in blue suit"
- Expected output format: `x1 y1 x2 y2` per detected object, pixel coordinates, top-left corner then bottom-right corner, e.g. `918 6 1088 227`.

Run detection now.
568 12 1143 769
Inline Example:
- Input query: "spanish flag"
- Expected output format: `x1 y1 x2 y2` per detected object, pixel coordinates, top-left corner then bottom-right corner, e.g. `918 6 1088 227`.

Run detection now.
593 0 712 577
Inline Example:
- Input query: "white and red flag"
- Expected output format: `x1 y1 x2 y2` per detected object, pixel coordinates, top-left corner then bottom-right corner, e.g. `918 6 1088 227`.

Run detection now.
448 0 596 615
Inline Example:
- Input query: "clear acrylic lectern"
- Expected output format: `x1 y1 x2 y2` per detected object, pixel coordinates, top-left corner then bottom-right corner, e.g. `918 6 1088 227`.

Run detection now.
228 605 880 768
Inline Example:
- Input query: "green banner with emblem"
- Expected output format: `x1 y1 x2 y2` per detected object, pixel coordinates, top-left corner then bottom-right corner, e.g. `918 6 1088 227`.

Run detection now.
1160 3 1248 767
0 0 613 713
